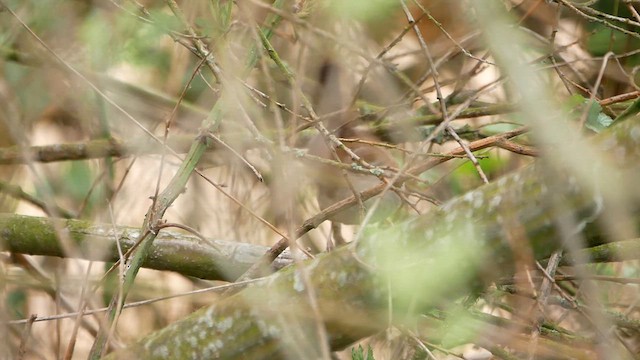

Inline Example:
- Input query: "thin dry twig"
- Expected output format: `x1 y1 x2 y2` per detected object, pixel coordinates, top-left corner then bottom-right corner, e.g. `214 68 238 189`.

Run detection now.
237 127 529 281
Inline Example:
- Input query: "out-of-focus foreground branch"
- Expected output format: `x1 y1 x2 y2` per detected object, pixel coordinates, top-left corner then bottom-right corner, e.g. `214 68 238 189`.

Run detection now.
103 115 640 359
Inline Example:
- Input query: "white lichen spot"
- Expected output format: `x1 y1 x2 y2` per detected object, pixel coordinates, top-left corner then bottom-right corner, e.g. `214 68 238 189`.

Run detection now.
173 336 181 347
293 270 305 292
336 271 348 286
203 306 217 327
215 316 233 332
369 167 384 176
203 345 220 360
187 334 198 347
267 324 280 337
445 212 456 224
152 345 169 358
463 191 474 203
472 192 483 209
440 202 453 213
294 148 307 157
631 126 640 144
256 319 281 338
512 173 521 184
489 195 502 211
209 339 223 352
497 177 508 187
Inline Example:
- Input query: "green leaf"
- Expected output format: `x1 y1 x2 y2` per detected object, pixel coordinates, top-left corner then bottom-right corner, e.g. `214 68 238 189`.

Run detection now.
351 345 364 360
584 100 613 133
565 95 613 133
566 94 586 109
614 97 640 123
351 345 375 360
367 347 375 360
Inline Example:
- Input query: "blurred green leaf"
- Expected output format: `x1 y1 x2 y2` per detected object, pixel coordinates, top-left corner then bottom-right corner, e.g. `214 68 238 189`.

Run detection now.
328 0 399 23
459 153 502 176
60 162 105 214
6 289 26 319
372 221 487 311
586 1 640 64
439 307 483 348
566 94 587 109
479 123 521 136
80 11 114 67
149 10 183 33
66 161 93 198
208 0 233 37
119 11 172 71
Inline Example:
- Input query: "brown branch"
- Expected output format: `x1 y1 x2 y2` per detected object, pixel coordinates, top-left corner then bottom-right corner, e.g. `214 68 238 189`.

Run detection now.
496 138 540 157
0 137 197 165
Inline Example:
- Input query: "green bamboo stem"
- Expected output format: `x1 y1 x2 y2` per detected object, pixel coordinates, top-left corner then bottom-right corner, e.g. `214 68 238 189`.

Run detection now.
0 213 294 280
